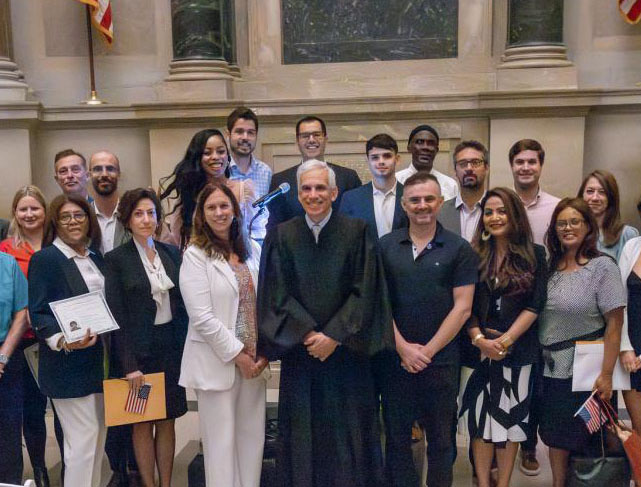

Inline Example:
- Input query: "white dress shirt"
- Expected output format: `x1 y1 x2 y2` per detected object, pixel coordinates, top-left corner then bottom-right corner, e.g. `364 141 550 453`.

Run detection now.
46 237 105 350
455 192 485 242
133 238 174 325
305 209 333 243
395 164 459 201
93 201 119 254
372 183 397 238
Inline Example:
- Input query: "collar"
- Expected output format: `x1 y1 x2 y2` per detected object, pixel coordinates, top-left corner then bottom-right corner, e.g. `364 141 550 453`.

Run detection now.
53 236 93 259
398 222 445 247
455 191 486 211
305 208 333 231
132 236 156 257
229 156 255 176
516 186 542 209
93 200 120 220
372 181 397 197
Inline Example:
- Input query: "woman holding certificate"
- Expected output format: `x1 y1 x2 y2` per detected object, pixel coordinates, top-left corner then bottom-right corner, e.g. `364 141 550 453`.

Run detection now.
538 197 626 487
104 188 188 487
179 182 267 487
28 194 106 487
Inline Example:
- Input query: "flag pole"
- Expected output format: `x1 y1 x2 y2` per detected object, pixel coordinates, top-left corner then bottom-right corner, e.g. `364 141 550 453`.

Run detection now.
82 3 105 105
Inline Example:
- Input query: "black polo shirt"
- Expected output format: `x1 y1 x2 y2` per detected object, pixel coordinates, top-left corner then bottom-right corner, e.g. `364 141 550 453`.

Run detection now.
379 223 479 365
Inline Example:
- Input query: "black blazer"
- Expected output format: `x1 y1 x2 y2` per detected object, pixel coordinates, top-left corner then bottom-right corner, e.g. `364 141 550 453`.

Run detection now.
266 162 362 232
28 245 106 399
104 239 188 376
338 181 408 240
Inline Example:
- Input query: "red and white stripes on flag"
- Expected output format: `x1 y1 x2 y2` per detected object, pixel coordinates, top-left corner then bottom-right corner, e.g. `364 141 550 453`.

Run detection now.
75 0 114 44
125 384 152 415
620 0 641 24
575 392 608 434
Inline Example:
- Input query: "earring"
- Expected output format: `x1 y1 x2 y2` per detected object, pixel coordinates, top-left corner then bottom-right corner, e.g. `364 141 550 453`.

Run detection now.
481 230 491 241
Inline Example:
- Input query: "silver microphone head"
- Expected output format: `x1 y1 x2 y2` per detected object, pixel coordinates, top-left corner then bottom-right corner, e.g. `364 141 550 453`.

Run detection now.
280 182 291 193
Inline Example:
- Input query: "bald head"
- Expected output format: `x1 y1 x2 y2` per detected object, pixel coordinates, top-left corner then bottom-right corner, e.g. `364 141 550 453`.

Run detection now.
89 150 121 197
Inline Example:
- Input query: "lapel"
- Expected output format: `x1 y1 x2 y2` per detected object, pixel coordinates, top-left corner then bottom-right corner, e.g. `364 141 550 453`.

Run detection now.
58 250 90 296
392 182 406 229
124 239 153 297
113 221 127 247
212 257 238 294
362 183 376 228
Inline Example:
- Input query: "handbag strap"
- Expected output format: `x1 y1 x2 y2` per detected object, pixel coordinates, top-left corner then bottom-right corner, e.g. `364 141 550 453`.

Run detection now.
541 327 606 352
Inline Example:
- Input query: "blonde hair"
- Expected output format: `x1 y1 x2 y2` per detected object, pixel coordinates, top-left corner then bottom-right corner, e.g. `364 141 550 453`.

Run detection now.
8 185 47 247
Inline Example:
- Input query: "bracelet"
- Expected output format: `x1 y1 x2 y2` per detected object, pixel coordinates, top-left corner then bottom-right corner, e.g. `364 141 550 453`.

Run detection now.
471 333 485 346
499 334 514 349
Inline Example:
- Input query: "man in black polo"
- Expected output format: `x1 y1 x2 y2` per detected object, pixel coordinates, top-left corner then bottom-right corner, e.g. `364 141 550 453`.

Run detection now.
379 171 478 487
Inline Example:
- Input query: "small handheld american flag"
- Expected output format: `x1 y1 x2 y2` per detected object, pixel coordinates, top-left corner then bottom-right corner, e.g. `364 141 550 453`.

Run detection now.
575 391 607 434
125 384 152 415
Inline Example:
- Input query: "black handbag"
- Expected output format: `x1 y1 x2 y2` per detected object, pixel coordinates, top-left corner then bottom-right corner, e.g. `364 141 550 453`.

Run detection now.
567 401 630 487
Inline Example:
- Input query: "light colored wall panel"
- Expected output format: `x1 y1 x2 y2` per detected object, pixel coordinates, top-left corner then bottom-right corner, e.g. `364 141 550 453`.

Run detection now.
0 129 32 218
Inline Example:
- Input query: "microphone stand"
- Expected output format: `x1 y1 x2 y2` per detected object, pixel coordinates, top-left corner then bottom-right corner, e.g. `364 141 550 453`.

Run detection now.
248 205 266 242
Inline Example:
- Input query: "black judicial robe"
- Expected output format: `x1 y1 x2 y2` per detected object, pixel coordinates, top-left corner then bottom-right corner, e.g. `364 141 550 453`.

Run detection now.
257 213 391 487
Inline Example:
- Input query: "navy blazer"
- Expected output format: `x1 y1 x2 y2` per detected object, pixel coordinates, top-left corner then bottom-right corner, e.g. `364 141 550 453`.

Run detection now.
266 162 362 232
28 245 106 399
104 239 188 376
338 181 408 240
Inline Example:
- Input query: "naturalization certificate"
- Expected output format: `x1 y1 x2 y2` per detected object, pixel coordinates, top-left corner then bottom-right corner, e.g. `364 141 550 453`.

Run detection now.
49 291 120 343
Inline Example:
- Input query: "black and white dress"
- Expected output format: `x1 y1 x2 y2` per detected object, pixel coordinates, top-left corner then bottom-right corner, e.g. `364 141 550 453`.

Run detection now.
459 244 547 445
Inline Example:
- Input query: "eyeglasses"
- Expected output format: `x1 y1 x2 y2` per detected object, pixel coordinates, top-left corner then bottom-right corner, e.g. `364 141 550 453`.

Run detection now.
455 158 485 169
298 131 325 141
90 165 119 175
59 212 87 225
555 218 585 230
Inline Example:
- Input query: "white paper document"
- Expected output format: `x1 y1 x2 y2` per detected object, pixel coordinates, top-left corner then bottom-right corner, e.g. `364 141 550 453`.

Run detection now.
572 340 630 392
49 291 119 343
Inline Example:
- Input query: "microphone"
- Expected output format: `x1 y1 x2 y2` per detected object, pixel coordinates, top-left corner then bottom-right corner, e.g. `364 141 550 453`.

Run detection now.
252 182 290 208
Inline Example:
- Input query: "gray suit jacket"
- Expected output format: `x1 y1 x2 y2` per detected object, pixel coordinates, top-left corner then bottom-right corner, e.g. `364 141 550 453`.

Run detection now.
438 198 461 236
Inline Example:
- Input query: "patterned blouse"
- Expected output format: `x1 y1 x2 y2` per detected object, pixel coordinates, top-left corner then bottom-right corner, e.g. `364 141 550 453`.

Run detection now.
538 256 626 379
230 261 258 355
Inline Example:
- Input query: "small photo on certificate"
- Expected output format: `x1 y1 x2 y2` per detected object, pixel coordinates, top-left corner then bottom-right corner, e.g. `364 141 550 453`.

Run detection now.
49 291 120 343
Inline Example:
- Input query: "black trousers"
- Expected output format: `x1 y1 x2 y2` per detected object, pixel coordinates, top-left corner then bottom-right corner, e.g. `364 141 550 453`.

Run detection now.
380 351 459 487
0 348 24 484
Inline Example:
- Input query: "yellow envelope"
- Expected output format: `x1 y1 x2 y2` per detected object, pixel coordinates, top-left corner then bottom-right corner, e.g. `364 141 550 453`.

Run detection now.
103 372 167 426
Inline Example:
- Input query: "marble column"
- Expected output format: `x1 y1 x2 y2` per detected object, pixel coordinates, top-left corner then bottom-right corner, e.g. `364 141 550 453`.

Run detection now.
0 1 28 101
160 0 237 100
497 0 576 89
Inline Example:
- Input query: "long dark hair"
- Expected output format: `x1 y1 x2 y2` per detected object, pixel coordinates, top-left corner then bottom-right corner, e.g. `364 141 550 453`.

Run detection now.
577 169 624 247
190 182 249 262
471 187 536 295
44 194 101 250
546 197 601 272
158 129 230 249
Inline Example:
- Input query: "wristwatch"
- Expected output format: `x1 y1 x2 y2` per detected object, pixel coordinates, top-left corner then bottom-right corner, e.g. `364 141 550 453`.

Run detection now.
0 353 9 365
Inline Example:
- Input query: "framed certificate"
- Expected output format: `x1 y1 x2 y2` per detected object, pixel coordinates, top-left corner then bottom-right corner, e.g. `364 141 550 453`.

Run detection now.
49 291 120 343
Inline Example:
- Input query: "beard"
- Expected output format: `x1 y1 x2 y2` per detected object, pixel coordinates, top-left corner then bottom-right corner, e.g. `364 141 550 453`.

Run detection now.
92 179 116 196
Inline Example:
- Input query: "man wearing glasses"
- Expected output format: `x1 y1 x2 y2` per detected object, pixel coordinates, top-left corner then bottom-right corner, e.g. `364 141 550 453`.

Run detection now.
54 149 91 201
439 140 489 241
89 151 128 255
266 115 362 232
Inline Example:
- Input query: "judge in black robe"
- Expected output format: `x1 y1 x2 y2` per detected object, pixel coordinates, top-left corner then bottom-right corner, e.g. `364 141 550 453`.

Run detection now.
257 160 391 487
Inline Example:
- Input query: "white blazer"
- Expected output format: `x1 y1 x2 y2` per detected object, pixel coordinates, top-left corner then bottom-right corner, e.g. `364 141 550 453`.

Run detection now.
179 241 261 391
619 236 641 352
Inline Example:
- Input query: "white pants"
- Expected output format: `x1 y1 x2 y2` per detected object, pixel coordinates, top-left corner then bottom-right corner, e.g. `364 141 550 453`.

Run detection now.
52 393 106 487
196 369 266 487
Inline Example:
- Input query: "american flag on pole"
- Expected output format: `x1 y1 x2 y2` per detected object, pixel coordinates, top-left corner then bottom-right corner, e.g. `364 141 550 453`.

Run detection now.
575 392 607 434
620 0 641 24
75 0 114 44
125 384 152 415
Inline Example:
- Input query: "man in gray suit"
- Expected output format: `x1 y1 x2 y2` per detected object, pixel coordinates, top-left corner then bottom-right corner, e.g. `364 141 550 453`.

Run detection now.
438 140 489 242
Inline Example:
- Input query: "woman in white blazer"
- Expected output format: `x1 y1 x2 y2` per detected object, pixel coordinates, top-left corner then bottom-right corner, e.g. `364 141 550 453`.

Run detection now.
619 232 641 435
179 182 268 487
